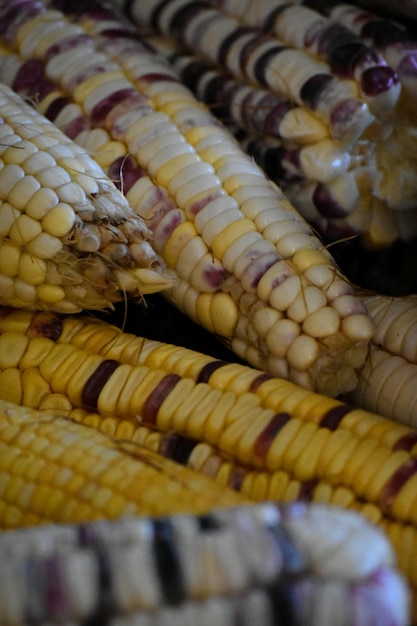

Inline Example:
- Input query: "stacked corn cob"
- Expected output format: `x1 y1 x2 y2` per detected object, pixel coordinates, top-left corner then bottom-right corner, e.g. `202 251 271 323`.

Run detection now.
112 0 417 248
0 0 376 397
0 483 409 625
0 305 416 618
0 82 174 312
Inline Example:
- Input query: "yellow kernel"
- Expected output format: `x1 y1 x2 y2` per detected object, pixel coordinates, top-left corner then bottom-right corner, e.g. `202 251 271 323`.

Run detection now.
0 332 29 368
252 307 282 338
209 292 239 337
292 248 331 272
0 369 23 404
73 70 123 105
25 187 59 220
162 218 195 266
73 172 100 196
211 218 256 260
287 334 319 370
0 241 20 276
9 213 43 245
41 202 75 237
303 306 340 338
36 283 66 304
95 140 127 168
55 180 87 205
18 253 47 285
196 293 216 333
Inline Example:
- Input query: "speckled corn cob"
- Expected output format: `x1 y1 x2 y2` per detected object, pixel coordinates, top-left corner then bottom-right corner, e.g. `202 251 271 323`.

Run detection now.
0 0 376 396
0 82 173 312
0 497 409 625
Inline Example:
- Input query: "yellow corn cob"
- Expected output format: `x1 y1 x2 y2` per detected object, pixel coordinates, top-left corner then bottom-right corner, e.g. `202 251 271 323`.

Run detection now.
2 305 417 610
0 0 376 397
0 397 247 528
0 82 173 312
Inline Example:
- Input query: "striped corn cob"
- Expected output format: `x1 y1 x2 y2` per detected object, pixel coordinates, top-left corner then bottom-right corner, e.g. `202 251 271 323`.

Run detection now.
0 82 173 313
0 491 409 626
316 0 417 118
112 0 417 248
209 0 401 117
2 305 417 611
0 0 376 397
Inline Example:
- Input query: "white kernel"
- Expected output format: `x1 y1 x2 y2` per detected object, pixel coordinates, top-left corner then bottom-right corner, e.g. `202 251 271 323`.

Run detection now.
168 160 215 198
287 334 320 370
332 294 367 317
73 172 100 196
37 165 72 189
201 208 242 246
0 163 25 199
41 202 76 238
194 195 240 233
222 231 261 274
252 306 283 338
266 317 301 357
287 286 327 323
266 354 289 379
13 278 37 302
25 187 60 220
9 214 42 245
3 140 38 165
342 314 375 342
292 249 331 273
0 203 20 237
26 232 63 259
303 306 340 338
8 175 41 211
304 263 338 289
326 278 355 300
23 150 56 175
18 253 47 285
269 274 303 311
32 132 60 150
276 232 318 259
56 181 87 205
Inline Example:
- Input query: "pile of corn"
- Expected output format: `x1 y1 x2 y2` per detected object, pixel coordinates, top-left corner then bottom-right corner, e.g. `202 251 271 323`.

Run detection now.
0 0 417 623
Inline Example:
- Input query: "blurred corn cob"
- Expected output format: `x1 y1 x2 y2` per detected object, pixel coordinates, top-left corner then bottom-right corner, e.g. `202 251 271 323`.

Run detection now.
0 305 416 618
0 82 173 312
0 486 409 625
111 0 417 248
0 0 376 397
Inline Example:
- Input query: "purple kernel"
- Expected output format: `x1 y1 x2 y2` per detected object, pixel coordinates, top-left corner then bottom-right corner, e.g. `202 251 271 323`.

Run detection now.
12 59 44 92
313 183 349 218
300 73 333 110
397 52 417 78
201 265 226 289
108 156 147 194
329 43 381 78
360 65 399 97
90 88 137 126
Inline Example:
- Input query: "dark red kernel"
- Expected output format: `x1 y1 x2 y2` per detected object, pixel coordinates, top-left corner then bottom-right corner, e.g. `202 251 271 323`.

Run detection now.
142 373 181 425
81 359 120 410
254 412 291 461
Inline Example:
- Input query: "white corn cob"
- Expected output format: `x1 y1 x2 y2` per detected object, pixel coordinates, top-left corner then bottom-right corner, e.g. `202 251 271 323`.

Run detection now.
0 0 377 396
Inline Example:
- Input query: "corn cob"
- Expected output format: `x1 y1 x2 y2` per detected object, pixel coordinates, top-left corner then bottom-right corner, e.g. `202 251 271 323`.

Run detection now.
345 294 417 425
1 306 417 616
0 398 247 528
113 0 417 247
210 0 402 117
0 0 376 396
322 2 417 103
0 488 409 626
0 82 173 312
116 0 374 144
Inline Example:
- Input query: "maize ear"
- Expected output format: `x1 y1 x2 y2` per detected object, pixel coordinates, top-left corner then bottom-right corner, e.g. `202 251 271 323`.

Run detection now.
0 490 409 625
346 294 417 425
0 397 247 528
0 0 376 397
0 82 173 312
114 0 417 248
1 305 417 616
